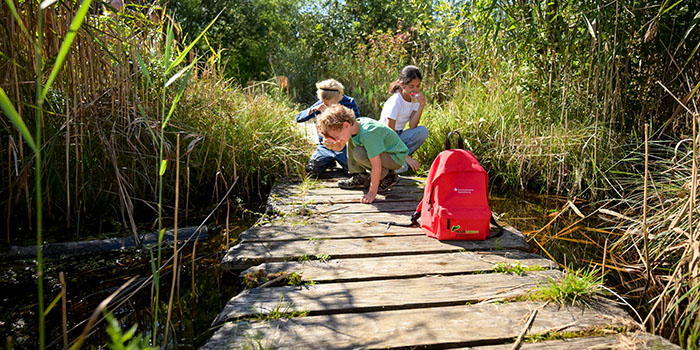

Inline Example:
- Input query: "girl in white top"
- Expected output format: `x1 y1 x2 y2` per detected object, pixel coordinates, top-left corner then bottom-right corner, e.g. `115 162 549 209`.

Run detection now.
379 65 428 173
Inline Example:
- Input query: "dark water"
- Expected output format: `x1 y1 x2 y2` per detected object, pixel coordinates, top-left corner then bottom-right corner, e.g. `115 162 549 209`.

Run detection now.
0 218 254 349
1 191 575 349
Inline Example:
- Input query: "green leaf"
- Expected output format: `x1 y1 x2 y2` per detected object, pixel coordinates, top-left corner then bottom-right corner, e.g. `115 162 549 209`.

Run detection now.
164 64 189 88
134 50 152 86
162 60 195 128
582 15 596 41
39 0 58 9
164 21 173 70
39 0 92 103
0 88 38 152
159 160 167 176
167 11 221 74
43 292 63 317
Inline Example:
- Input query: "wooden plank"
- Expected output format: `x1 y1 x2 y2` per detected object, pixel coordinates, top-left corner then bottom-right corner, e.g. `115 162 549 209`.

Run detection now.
271 176 424 191
239 223 423 243
273 201 421 215
468 333 681 349
202 300 630 350
265 210 419 226
272 183 423 197
223 229 528 271
213 270 561 324
240 250 556 283
273 191 423 205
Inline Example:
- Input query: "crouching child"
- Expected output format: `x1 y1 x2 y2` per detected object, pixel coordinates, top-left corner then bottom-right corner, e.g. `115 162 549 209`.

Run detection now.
317 105 417 203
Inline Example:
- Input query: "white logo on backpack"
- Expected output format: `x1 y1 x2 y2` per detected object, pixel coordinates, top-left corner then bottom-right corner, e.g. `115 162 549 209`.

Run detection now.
453 187 474 194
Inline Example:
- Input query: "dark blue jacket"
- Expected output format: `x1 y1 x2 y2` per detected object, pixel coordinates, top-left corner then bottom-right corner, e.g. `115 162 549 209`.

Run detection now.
295 95 361 123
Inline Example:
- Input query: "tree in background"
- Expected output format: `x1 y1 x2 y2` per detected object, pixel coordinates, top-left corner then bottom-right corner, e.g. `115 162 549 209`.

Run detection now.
172 0 301 83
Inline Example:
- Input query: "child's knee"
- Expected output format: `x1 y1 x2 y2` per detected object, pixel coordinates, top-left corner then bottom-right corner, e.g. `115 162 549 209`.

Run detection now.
417 126 429 141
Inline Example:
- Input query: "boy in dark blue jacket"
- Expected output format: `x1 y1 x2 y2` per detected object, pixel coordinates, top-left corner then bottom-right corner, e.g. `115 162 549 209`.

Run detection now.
296 79 360 176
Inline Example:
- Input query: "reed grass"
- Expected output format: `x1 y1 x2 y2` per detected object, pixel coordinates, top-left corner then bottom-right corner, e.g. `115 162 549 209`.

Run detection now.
1 1 308 347
603 127 700 348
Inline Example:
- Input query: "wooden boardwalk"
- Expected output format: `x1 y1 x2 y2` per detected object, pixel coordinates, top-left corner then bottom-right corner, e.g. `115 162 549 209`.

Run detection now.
203 176 680 349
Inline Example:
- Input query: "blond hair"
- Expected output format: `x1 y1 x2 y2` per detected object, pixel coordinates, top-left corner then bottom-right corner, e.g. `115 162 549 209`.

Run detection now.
315 79 344 101
317 105 356 136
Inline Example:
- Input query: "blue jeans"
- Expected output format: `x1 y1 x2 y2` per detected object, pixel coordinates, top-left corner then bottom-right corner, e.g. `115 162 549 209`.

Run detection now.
306 143 348 175
398 126 429 155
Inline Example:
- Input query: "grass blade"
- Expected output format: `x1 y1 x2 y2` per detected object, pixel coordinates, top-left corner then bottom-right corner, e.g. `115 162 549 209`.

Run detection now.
164 20 173 70
39 0 93 103
166 11 221 74
134 49 152 86
162 61 195 128
0 88 38 152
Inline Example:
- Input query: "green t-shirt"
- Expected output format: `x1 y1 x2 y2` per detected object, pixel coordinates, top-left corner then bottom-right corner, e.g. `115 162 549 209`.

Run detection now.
350 118 408 166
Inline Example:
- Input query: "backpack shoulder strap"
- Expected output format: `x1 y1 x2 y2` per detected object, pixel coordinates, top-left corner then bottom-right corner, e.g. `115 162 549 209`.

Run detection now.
488 214 504 239
444 130 464 150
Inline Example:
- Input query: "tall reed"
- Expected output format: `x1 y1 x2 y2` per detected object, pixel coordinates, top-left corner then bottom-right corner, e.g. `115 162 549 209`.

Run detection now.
1 0 92 348
1 1 309 347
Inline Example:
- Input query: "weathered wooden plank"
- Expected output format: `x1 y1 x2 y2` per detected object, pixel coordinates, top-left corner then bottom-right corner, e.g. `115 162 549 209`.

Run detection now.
264 210 420 227
271 176 424 190
202 300 630 350
213 270 561 324
271 183 423 197
223 228 528 271
240 250 556 283
468 333 681 349
239 223 423 243
273 200 421 215
273 191 424 205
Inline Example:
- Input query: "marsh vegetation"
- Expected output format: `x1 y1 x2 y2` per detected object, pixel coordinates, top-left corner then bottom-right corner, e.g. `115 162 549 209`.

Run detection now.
1 0 699 348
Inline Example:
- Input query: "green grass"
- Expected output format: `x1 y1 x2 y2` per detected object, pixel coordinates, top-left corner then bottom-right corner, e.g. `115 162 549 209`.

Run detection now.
523 326 626 343
493 263 549 275
315 254 330 262
287 272 303 287
252 297 308 321
527 267 606 305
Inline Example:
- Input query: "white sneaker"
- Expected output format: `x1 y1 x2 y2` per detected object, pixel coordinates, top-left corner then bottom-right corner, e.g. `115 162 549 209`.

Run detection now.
396 163 409 174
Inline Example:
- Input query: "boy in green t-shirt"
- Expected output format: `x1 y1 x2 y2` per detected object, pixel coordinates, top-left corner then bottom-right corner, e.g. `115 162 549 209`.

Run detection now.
317 105 418 203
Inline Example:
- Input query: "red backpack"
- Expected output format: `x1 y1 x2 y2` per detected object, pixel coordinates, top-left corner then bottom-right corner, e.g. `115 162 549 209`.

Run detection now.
412 131 502 240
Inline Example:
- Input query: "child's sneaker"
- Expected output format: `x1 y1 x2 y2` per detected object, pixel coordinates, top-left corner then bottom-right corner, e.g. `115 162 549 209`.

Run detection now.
395 162 409 174
378 170 399 193
338 172 370 190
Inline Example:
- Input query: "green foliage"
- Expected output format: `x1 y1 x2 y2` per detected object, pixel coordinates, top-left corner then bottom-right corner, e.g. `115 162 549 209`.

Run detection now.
315 254 330 262
252 297 308 321
287 272 303 286
528 267 606 305
523 327 624 343
105 313 156 350
172 0 301 83
493 262 524 276
494 262 548 275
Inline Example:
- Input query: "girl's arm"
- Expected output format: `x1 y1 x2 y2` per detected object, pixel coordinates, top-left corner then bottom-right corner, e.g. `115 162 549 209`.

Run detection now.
362 155 382 203
387 118 397 131
408 93 427 129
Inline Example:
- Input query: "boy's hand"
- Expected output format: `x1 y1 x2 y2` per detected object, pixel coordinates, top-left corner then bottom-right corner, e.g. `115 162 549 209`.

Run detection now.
322 137 343 151
315 104 328 113
361 190 377 203
405 156 420 171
